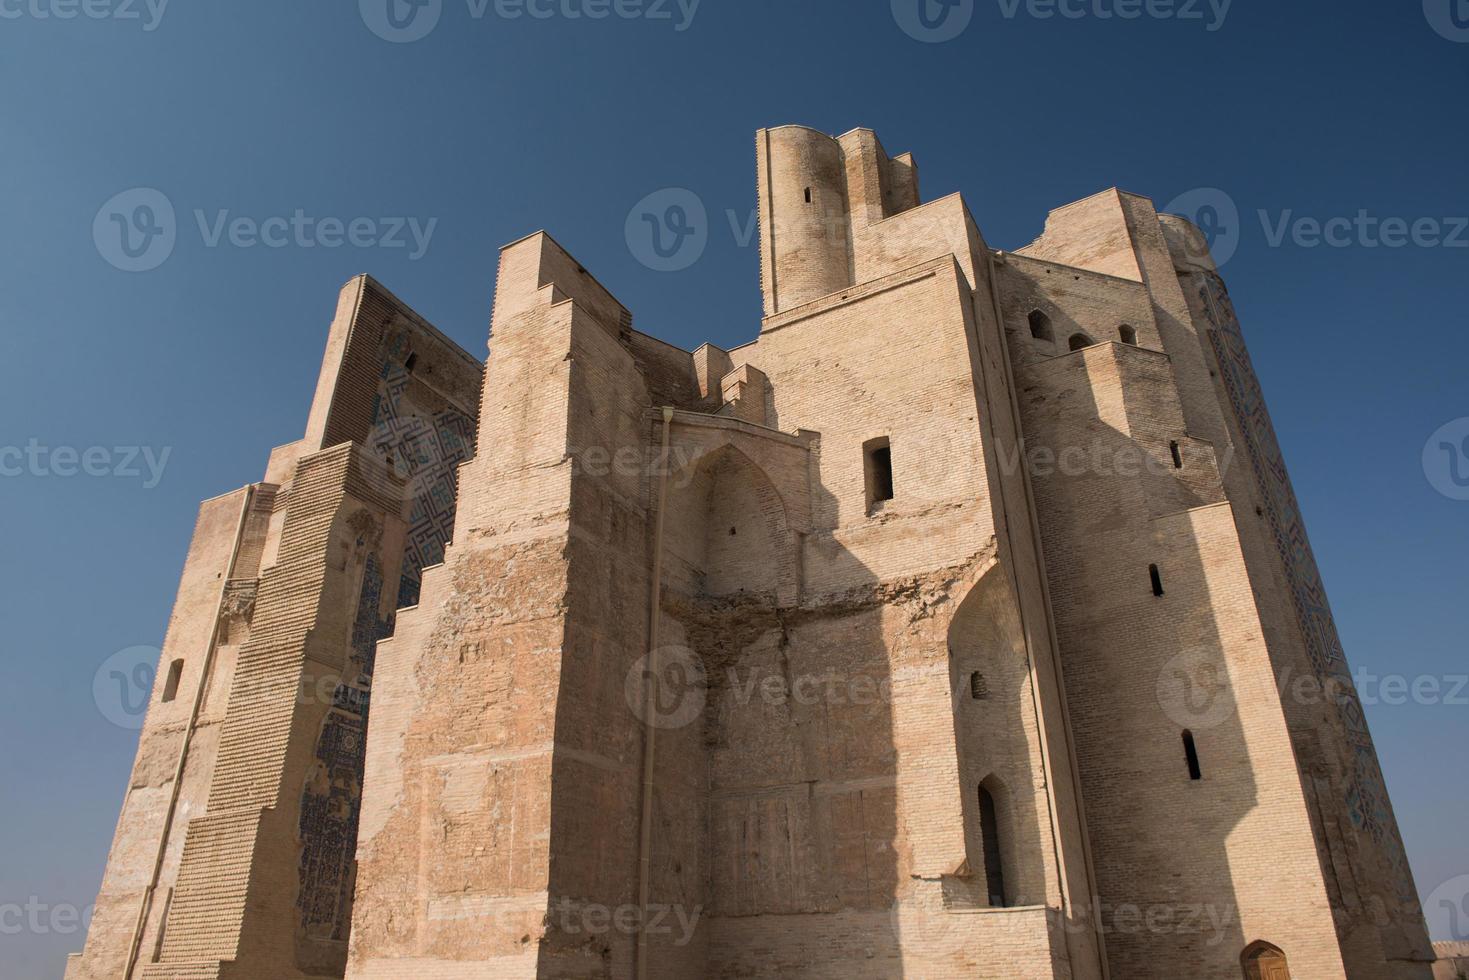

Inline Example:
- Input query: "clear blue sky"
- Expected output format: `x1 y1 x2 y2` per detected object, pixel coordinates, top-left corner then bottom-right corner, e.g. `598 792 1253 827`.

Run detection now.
2 2 1466 976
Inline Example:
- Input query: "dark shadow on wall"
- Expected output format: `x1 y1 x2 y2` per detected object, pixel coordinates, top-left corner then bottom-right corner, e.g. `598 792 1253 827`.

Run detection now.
1010 336 1268 978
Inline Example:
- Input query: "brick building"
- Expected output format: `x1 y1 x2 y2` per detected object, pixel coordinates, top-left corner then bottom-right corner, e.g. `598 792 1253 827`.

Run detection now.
68 126 1436 979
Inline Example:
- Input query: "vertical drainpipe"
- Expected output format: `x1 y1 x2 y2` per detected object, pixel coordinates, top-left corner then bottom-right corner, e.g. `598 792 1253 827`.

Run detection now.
122 483 256 980
635 407 675 980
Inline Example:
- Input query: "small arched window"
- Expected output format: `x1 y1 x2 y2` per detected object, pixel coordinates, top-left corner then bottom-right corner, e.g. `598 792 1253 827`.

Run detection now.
978 782 1008 907
1119 324 1138 345
162 659 184 703
969 672 990 701
1068 333 1094 352
1028 310 1053 342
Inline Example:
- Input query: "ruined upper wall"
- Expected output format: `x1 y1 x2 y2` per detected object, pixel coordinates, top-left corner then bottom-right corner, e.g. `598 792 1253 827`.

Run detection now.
757 126 929 317
1018 189 1145 282
303 275 482 458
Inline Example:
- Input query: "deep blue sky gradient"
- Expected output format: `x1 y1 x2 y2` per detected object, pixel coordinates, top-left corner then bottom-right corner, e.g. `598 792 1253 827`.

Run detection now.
2 2 1466 976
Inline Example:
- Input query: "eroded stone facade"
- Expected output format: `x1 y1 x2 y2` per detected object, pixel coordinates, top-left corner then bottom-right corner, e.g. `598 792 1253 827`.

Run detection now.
71 126 1435 980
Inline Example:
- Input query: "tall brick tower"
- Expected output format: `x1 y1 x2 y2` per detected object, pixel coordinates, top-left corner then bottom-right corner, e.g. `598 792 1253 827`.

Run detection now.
65 277 482 980
71 127 1433 980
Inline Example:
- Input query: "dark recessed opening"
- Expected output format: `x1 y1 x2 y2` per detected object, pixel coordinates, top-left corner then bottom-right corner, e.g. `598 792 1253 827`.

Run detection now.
1150 564 1165 597
405 353 419 373
1170 441 1183 469
978 784 1008 907
970 672 990 701
1183 730 1203 780
1119 324 1138 345
804 187 812 204
1028 310 1053 342
161 659 184 703
865 438 894 511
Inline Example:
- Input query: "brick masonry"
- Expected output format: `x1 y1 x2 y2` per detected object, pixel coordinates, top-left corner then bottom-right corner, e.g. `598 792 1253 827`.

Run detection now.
69 127 1436 980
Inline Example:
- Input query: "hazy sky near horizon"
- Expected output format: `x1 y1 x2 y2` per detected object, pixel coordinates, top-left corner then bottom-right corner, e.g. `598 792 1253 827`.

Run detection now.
3 1 1468 976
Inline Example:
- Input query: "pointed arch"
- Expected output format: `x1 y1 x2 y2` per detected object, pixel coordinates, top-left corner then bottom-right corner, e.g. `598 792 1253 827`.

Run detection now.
978 775 1011 908
1241 940 1291 979
1028 309 1054 342
662 442 799 605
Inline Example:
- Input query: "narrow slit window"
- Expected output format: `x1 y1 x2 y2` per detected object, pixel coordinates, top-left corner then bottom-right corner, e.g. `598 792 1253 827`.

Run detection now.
978 783 1008 907
865 438 894 511
161 659 184 703
1183 730 1203 780
1170 441 1183 469
804 187 812 204
1150 564 1165 597
1119 324 1138 345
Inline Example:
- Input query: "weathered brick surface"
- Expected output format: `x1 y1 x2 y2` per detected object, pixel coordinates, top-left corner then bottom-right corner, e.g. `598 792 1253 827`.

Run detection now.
72 128 1431 980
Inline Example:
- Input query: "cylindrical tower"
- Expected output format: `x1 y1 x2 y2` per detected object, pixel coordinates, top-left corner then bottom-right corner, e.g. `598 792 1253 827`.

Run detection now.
757 126 852 316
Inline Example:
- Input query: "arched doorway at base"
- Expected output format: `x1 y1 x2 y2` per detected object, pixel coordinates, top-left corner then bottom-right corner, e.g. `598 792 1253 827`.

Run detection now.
1241 940 1291 980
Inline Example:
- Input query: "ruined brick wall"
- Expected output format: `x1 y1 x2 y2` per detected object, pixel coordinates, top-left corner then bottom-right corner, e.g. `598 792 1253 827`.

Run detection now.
67 276 481 980
75 125 1432 980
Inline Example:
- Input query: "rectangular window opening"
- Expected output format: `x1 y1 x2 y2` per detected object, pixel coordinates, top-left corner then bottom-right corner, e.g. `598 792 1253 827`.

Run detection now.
1183 731 1203 780
1149 564 1165 597
162 659 185 703
1170 440 1183 469
865 438 894 513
